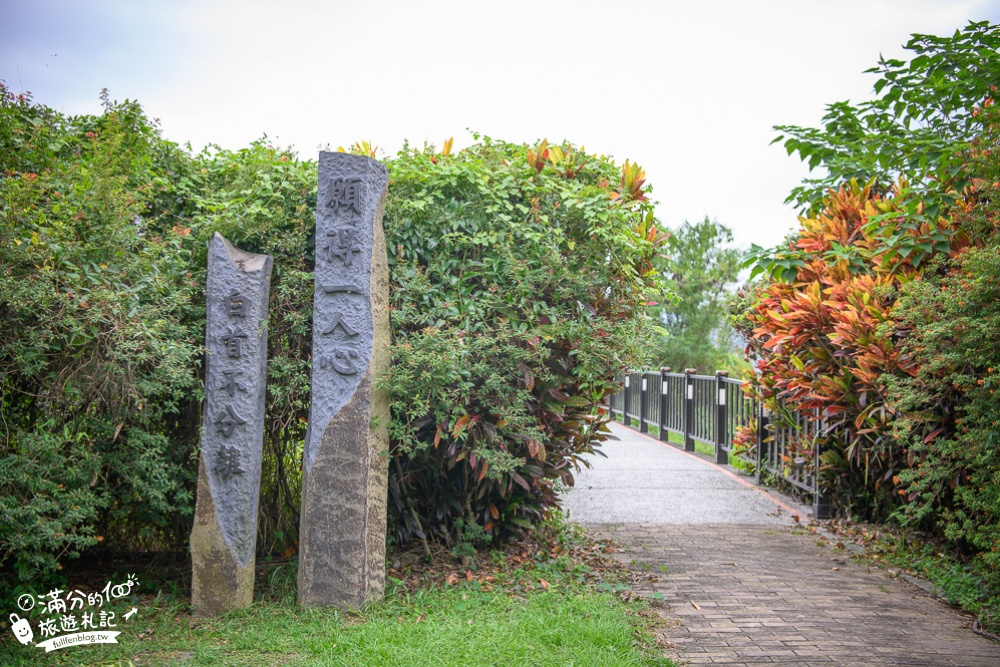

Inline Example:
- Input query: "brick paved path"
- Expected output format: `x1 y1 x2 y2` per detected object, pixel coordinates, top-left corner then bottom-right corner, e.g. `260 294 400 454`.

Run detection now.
594 523 1000 666
565 424 1000 666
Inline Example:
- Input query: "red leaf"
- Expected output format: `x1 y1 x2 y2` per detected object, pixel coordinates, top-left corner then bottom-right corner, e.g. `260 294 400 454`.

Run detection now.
923 427 945 444
526 438 539 457
511 472 531 492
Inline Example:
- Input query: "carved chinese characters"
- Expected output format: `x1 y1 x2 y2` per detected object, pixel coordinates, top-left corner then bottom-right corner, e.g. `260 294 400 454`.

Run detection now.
190 233 272 616
298 153 390 608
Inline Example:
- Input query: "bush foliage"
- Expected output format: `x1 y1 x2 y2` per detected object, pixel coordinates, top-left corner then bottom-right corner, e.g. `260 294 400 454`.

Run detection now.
0 84 664 585
383 138 663 547
737 181 960 516
1 87 203 582
886 104 1000 590
736 21 1000 593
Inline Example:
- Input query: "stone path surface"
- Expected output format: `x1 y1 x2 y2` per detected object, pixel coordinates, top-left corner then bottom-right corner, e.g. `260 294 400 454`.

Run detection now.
562 422 807 525
561 423 1000 666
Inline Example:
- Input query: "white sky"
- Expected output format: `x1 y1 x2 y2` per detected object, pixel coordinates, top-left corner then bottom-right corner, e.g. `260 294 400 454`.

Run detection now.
3 0 999 250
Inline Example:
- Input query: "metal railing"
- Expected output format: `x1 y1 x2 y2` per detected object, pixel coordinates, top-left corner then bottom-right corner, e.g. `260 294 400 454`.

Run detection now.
606 368 831 519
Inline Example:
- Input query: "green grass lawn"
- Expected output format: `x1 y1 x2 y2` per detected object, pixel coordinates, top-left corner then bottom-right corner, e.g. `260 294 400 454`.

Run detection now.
1 520 675 667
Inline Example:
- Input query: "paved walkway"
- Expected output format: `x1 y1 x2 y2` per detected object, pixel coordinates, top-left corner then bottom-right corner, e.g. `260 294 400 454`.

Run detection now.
561 423 1000 666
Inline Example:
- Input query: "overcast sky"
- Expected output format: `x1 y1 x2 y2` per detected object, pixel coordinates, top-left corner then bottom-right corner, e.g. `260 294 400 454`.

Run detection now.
3 0 999 250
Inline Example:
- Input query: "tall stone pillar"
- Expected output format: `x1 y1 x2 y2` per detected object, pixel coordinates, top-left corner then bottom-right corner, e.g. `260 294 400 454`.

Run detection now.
191 233 273 616
298 153 390 608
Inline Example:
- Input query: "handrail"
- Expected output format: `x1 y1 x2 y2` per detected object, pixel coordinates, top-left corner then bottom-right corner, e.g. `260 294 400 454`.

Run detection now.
606 368 831 519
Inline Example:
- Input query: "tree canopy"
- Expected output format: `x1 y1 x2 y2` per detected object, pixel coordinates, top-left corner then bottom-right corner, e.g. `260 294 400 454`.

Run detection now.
650 218 743 373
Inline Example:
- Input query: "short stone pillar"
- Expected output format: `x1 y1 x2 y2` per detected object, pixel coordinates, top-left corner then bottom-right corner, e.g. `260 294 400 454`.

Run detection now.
298 152 390 608
191 233 272 616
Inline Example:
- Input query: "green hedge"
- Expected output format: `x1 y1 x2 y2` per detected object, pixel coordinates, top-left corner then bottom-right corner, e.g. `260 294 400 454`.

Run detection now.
382 139 663 549
0 86 664 586
1 88 204 582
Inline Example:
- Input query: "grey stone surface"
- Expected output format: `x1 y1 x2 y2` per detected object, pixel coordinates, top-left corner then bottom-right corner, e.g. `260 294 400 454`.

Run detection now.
561 422 808 524
191 233 272 616
298 152 390 608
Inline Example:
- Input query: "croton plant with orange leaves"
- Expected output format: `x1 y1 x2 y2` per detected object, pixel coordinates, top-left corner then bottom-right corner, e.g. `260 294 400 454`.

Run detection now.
737 181 963 514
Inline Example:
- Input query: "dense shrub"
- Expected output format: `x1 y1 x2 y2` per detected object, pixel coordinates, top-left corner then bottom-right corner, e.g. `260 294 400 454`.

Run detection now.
736 182 958 517
189 137 667 553
0 85 203 582
886 101 1000 588
736 22 1000 591
1 82 665 585
888 244 1000 584
382 139 664 548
